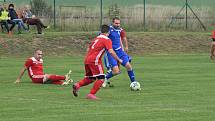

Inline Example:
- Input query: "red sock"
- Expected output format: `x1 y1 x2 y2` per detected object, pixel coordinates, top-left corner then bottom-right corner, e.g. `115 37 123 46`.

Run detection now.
90 80 104 95
78 77 93 87
52 81 63 85
49 75 65 81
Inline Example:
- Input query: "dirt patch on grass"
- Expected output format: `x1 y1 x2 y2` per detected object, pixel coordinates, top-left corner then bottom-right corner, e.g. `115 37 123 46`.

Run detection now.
0 32 211 56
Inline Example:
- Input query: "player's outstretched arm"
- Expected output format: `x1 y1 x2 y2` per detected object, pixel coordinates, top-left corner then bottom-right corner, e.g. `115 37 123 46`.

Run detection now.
15 67 27 84
108 49 123 64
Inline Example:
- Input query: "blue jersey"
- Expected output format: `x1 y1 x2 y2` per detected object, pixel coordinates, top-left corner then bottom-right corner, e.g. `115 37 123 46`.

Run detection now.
108 25 123 50
104 25 131 68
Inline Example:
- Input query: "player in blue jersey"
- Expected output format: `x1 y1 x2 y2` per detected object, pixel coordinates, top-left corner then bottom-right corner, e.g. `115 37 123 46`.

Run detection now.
102 17 141 89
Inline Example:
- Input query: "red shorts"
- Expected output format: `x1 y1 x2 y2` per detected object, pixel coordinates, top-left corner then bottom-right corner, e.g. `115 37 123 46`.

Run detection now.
85 64 105 78
31 75 45 83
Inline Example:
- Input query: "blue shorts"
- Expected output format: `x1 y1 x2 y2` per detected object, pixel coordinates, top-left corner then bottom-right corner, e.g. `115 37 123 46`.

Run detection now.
104 48 132 68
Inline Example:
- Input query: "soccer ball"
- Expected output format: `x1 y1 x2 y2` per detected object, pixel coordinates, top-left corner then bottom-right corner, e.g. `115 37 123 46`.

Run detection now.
130 82 141 91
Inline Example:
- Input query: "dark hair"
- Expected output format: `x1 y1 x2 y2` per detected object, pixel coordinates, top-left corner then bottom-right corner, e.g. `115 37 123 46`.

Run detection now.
101 24 109 33
8 3 14 8
112 17 120 23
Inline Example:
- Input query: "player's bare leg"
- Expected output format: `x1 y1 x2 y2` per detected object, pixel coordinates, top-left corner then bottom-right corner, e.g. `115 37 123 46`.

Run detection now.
125 62 132 71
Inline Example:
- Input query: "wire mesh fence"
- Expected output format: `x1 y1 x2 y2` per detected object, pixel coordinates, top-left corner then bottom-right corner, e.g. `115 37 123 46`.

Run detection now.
1 0 215 32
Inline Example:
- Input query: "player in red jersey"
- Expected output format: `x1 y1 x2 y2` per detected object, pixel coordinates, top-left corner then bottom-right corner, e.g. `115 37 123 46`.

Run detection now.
15 49 72 85
72 24 123 100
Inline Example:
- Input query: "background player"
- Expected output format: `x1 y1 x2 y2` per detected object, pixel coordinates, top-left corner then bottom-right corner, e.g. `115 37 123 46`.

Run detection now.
15 49 72 85
210 30 215 59
72 24 122 100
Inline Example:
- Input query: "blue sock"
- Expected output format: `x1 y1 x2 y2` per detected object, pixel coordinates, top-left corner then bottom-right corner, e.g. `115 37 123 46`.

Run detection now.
106 71 113 80
127 70 135 82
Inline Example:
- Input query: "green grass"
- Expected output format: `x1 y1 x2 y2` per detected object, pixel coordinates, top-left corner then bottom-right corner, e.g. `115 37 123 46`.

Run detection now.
1 54 215 121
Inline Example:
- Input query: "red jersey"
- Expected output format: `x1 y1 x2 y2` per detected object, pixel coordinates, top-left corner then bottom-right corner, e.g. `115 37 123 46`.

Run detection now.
85 34 112 65
120 29 126 39
24 57 44 78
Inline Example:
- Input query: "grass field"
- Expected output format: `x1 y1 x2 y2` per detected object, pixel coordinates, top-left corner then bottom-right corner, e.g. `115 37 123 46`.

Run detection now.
1 54 215 121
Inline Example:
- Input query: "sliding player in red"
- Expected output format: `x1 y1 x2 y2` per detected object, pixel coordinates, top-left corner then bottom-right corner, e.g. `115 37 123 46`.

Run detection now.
15 49 72 85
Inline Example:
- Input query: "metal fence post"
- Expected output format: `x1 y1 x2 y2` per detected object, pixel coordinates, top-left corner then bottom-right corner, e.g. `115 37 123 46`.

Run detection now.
100 0 103 28
53 0 56 29
143 0 146 31
186 0 188 29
